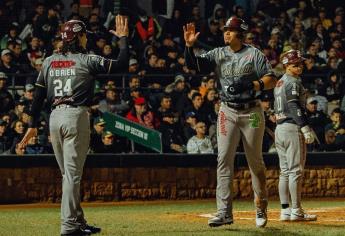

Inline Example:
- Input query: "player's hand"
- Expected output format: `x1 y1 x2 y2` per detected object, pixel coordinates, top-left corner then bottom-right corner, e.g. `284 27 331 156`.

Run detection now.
301 125 315 144
109 15 128 37
19 128 38 147
227 79 254 94
183 23 200 47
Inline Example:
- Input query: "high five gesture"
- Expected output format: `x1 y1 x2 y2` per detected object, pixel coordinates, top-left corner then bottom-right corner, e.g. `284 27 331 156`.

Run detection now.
110 15 129 38
183 23 200 47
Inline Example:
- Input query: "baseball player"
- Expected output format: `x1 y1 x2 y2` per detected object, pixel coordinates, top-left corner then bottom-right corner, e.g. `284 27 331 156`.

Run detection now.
184 17 277 228
274 50 317 222
19 16 129 236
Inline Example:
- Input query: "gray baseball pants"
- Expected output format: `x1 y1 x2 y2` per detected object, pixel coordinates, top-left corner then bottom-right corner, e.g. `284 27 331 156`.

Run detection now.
216 103 268 217
275 123 306 209
50 106 90 234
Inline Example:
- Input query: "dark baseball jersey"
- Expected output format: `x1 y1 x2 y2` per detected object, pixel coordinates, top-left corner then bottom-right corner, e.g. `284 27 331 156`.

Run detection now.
186 44 273 103
273 74 307 126
36 54 117 107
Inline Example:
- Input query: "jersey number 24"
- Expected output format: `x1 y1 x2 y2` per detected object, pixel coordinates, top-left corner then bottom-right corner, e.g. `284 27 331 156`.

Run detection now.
53 78 72 97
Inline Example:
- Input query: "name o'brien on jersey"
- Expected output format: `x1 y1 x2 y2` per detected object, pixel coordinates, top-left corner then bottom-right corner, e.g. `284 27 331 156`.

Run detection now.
49 60 76 77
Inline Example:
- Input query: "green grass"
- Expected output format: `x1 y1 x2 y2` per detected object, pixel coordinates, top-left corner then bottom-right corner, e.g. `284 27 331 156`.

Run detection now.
0 199 344 236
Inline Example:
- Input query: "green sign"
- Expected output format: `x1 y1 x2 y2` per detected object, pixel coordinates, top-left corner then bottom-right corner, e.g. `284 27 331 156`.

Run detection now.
103 112 162 153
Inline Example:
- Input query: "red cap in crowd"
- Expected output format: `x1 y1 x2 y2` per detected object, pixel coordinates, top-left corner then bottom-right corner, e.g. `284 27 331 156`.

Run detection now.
134 97 146 105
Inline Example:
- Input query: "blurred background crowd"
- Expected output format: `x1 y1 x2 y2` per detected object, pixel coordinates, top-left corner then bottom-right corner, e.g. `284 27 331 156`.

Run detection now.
0 0 344 154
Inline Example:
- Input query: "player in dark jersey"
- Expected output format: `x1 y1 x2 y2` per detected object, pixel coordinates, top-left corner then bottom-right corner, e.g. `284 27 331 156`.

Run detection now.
184 17 277 228
274 49 317 222
19 15 129 236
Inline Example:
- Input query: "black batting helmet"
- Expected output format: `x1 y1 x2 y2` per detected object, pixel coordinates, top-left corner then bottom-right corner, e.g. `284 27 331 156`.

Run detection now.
61 20 87 43
224 16 248 32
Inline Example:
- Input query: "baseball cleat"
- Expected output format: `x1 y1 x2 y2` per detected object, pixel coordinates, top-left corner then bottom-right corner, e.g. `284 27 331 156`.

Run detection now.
280 208 291 221
290 208 317 221
208 213 233 227
83 224 101 234
61 228 91 236
256 208 268 228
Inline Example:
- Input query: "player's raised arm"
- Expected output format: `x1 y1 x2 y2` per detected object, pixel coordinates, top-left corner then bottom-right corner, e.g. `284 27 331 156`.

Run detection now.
107 15 129 72
87 15 129 74
183 23 215 73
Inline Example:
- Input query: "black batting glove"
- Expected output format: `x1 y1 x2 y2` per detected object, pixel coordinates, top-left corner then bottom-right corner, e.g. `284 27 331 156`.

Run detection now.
227 80 254 94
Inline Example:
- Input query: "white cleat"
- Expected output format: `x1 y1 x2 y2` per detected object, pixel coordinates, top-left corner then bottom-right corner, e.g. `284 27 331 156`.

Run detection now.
290 208 317 221
256 208 268 228
280 208 291 221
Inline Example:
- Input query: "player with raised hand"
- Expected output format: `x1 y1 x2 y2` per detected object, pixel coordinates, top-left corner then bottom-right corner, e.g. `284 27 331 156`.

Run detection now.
184 17 277 228
19 15 129 236
274 49 317 222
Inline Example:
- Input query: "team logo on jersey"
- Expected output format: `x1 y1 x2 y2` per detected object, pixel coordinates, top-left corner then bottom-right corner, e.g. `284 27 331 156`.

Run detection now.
51 60 76 68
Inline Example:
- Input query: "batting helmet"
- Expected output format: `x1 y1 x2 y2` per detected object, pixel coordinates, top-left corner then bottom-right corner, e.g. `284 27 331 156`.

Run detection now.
224 16 248 32
281 49 305 65
61 20 87 43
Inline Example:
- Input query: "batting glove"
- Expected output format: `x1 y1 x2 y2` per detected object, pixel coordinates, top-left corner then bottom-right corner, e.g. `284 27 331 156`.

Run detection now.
227 80 254 94
301 125 315 144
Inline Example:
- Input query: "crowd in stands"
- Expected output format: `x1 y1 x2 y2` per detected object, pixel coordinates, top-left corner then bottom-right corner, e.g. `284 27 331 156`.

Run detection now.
0 0 344 154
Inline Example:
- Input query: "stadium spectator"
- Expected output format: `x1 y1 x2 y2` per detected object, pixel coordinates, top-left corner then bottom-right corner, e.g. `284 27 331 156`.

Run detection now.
325 108 345 145
9 119 25 153
128 58 140 74
0 23 25 50
0 49 19 76
33 7 60 45
165 74 188 109
98 86 129 116
90 117 106 153
156 94 174 121
93 131 123 154
306 97 329 143
183 111 197 141
24 134 45 154
131 9 161 50
0 119 10 154
325 71 342 103
158 111 186 153
126 97 159 129
23 37 45 67
21 84 35 108
9 99 26 123
199 19 223 48
203 88 218 116
199 74 216 97
187 92 208 126
187 121 213 154
0 72 14 113
317 129 342 151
